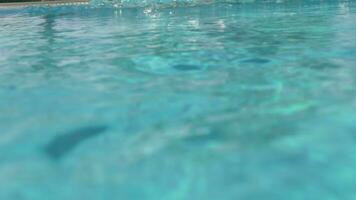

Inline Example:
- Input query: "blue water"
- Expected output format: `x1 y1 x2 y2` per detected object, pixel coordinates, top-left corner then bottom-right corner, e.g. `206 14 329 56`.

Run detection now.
1 1 356 199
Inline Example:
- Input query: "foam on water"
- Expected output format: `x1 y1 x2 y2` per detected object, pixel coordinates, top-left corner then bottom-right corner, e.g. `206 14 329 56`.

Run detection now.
88 0 351 9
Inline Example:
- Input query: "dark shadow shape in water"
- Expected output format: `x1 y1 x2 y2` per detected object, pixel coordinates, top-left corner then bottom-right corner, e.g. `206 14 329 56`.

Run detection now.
183 132 222 145
6 85 16 91
44 125 108 160
173 64 202 71
309 62 340 70
242 58 270 64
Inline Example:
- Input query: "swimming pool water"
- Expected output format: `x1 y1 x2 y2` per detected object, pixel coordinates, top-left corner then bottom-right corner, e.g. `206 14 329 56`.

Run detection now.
1 1 356 199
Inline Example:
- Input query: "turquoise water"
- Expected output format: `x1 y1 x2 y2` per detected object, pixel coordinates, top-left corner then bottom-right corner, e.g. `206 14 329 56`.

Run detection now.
1 1 356 199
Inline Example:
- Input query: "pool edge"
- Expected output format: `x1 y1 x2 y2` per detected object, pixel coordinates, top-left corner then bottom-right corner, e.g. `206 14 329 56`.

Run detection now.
0 0 88 8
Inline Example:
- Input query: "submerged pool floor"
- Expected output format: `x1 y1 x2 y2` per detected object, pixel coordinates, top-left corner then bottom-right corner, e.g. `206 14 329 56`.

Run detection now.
1 1 356 199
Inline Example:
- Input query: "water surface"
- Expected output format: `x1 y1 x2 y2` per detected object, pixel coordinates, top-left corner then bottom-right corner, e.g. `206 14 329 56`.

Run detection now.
1 1 356 199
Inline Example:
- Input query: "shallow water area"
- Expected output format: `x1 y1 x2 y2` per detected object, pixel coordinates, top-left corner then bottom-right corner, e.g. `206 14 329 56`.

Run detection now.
1 1 356 199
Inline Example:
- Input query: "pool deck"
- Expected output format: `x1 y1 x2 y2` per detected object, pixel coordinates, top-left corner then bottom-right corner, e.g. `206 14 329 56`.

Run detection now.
0 0 88 8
